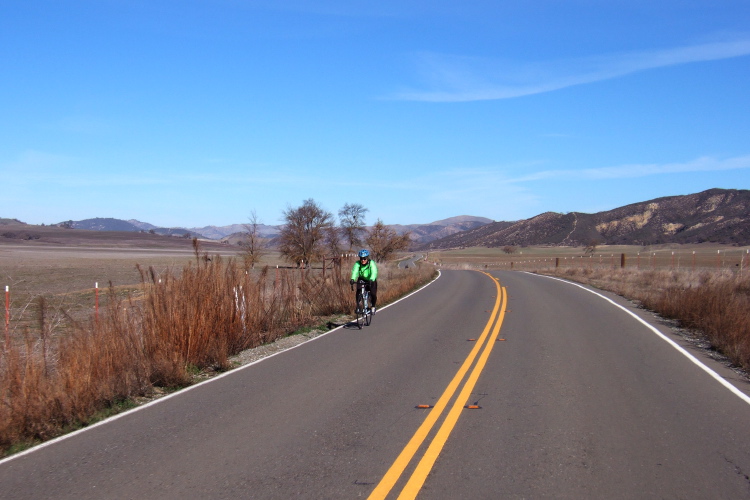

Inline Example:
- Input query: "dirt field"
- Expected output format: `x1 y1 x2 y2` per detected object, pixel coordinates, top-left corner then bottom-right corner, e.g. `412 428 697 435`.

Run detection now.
425 243 750 272
0 222 257 285
3 223 747 338
0 224 250 335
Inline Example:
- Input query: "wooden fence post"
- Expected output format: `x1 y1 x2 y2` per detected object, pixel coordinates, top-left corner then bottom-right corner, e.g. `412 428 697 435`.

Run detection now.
4 285 9 346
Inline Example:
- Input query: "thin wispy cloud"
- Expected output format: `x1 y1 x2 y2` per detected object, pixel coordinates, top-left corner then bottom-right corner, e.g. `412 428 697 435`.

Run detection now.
1 151 78 181
540 133 576 139
240 0 456 18
394 38 750 102
53 115 114 135
2 152 163 187
512 155 750 182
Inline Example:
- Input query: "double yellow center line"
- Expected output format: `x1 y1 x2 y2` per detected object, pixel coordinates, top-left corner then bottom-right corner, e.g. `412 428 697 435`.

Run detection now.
368 272 508 499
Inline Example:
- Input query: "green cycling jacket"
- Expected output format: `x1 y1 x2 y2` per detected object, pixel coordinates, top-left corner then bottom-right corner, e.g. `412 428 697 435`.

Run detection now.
351 260 378 281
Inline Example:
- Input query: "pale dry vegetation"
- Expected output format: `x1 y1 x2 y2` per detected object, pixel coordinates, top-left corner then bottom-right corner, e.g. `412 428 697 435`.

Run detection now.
0 251 435 455
431 245 749 377
537 266 750 374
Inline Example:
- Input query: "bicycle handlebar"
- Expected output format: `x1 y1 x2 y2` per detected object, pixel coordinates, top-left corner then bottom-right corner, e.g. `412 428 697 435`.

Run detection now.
351 279 369 291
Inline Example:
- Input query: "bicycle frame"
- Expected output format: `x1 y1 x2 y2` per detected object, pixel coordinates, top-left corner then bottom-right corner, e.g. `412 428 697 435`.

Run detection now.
357 280 370 306
355 279 372 328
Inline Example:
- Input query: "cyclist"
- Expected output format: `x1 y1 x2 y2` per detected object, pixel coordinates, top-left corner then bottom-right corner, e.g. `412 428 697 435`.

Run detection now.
350 249 378 313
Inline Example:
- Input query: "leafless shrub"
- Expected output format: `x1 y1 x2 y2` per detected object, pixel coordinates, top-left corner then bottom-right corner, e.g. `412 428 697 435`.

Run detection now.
366 219 410 262
584 240 599 254
278 199 334 266
0 253 436 454
241 210 269 270
339 203 369 251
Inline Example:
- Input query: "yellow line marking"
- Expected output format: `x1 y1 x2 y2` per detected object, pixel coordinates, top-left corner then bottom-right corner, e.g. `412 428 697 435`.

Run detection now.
398 284 507 499
367 273 504 500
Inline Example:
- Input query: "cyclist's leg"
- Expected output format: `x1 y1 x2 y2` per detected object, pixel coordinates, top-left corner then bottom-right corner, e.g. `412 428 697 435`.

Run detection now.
369 280 378 312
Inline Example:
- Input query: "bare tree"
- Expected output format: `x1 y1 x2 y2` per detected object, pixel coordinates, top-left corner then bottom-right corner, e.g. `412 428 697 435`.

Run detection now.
502 245 517 255
338 203 369 251
242 210 268 269
584 239 599 254
278 199 334 265
324 225 343 257
366 219 411 262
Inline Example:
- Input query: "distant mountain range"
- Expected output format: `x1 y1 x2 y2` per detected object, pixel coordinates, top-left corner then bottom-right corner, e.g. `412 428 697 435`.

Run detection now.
44 215 495 246
5 189 748 248
54 218 203 238
418 188 750 249
391 216 494 244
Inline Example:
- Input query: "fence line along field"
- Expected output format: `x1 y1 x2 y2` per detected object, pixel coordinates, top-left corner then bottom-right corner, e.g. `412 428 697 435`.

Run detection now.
0 235 435 455
2 234 747 456
429 243 750 382
1 243 242 335
426 244 750 273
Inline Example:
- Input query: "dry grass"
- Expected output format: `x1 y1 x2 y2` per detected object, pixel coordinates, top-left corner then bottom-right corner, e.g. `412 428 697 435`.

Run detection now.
428 244 749 272
0 250 435 455
535 266 750 374
429 245 749 374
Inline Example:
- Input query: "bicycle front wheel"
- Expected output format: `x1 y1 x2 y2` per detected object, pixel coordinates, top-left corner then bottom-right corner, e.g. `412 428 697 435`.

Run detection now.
365 304 372 326
356 297 366 329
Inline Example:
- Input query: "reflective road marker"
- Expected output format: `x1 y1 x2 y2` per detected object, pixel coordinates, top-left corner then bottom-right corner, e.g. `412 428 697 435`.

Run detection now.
368 272 508 499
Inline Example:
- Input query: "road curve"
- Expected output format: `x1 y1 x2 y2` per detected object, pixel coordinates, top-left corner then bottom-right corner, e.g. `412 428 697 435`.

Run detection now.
1 270 749 499
398 254 424 269
418 270 750 499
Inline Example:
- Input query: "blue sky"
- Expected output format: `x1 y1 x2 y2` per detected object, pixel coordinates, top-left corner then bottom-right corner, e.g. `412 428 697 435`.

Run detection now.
2 0 749 228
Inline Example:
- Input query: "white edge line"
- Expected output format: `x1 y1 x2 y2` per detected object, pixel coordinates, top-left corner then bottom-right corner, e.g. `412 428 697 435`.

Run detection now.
524 272 750 406
0 269 442 466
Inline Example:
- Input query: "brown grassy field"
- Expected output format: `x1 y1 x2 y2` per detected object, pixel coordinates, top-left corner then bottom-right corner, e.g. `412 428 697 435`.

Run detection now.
1 241 243 336
3 234 745 455
534 267 750 374
429 244 750 379
0 233 435 455
426 243 749 272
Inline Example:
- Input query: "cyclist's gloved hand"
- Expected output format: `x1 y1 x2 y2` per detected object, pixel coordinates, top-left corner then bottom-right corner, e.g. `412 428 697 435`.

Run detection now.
350 279 355 285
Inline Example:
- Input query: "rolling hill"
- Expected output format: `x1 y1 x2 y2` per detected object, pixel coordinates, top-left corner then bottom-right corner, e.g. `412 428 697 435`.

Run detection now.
5 189 748 249
419 188 750 249
390 216 494 245
55 218 202 238
37 216 494 246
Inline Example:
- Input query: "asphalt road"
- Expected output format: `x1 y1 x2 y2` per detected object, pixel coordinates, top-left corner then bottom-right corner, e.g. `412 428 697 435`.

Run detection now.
2 270 749 499
398 254 424 269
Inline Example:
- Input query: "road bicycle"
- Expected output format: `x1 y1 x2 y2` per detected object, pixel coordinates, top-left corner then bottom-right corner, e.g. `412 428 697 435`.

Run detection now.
353 279 373 329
